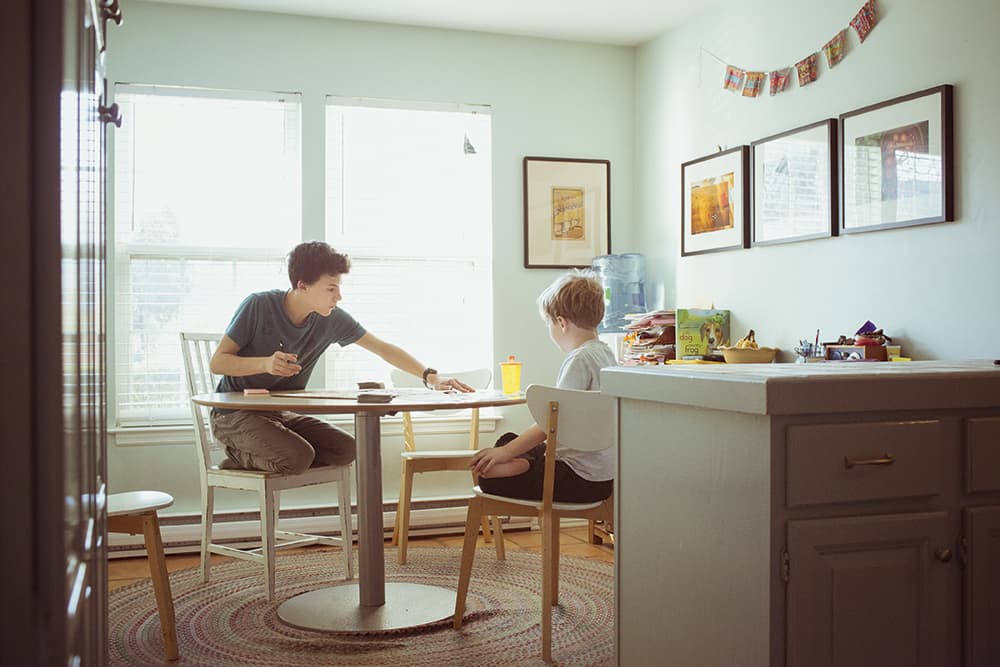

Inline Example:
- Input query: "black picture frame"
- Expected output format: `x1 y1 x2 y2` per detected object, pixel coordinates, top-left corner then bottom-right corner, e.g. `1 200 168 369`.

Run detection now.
680 146 750 256
839 84 954 234
523 156 611 269
751 119 838 246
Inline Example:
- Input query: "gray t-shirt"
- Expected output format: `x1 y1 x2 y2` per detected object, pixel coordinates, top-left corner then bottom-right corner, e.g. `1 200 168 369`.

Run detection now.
553 338 617 481
215 289 366 396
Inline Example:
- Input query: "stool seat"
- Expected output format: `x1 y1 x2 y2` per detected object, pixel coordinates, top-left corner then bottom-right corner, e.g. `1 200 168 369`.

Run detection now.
108 490 174 516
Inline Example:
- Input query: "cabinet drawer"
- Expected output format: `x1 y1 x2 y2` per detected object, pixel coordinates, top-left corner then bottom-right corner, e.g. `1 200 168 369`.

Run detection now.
786 420 944 507
966 417 1000 493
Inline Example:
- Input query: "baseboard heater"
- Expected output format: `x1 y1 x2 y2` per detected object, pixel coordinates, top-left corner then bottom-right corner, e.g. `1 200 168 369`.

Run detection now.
107 496 536 558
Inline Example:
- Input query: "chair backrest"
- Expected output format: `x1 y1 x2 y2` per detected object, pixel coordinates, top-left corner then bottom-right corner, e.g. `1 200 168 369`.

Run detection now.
526 384 617 453
390 368 492 452
180 332 224 472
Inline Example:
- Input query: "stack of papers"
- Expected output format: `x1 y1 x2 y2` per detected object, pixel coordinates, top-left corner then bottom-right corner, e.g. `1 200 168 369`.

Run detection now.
623 310 676 365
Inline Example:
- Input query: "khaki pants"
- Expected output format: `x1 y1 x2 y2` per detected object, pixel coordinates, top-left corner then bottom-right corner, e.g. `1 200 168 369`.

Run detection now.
210 410 356 475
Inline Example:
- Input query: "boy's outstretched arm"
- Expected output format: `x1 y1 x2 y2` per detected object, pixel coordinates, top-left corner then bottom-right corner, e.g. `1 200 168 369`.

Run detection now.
354 332 474 391
471 424 546 478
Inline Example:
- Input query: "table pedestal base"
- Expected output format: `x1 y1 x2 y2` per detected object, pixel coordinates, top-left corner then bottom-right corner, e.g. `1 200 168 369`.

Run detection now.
277 582 456 632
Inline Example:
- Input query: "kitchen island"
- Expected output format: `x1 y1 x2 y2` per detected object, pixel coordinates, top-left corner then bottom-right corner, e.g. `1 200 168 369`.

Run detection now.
601 360 1000 667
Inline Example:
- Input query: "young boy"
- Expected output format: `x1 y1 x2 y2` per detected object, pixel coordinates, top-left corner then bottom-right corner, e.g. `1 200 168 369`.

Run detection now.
470 270 616 503
209 241 472 474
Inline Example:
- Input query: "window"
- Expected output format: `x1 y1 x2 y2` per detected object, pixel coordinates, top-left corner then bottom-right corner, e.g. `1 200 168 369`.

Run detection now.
111 87 493 426
112 86 301 425
323 99 493 388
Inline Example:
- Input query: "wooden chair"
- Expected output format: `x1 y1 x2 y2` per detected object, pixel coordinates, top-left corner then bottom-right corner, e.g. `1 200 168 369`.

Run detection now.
388 368 505 565
453 384 615 663
180 332 354 602
107 490 179 661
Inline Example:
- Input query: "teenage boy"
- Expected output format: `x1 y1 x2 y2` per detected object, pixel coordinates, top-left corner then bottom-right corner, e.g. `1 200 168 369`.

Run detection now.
470 270 616 503
209 241 473 474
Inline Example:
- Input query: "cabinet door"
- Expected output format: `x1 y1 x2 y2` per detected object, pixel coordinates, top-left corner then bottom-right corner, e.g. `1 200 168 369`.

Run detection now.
787 512 955 667
965 506 1000 667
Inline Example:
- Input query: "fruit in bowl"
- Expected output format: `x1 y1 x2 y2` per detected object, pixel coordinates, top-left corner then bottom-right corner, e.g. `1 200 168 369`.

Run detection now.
721 330 777 363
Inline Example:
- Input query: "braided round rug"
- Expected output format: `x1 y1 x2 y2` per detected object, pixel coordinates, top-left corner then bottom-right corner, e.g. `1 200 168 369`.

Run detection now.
108 546 614 666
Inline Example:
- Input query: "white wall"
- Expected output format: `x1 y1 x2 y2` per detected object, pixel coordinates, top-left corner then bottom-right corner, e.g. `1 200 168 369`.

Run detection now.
636 0 1000 360
106 1 635 513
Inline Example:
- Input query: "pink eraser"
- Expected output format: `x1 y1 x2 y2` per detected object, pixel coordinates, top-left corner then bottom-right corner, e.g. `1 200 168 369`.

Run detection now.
244 388 269 395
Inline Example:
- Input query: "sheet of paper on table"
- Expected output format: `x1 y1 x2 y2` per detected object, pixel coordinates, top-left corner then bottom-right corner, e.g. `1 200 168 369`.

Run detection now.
269 388 512 402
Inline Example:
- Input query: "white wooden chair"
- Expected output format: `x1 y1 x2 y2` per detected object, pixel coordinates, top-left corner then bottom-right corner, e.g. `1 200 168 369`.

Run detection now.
180 332 354 602
107 490 179 661
389 368 505 565
453 384 616 663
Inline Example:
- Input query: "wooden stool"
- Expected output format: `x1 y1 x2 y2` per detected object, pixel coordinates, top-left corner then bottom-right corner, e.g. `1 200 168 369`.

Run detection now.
107 490 179 661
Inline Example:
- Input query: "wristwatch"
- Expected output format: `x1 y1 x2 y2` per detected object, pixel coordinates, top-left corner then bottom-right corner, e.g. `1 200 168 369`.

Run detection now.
422 367 438 389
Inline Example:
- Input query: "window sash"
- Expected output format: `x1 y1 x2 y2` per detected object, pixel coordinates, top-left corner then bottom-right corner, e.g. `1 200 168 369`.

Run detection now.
111 88 493 427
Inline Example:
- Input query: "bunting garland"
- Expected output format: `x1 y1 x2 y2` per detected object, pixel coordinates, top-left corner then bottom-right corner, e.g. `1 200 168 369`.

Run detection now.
823 29 848 67
850 0 878 42
714 0 880 98
742 71 766 97
723 66 746 91
769 68 792 96
795 53 819 86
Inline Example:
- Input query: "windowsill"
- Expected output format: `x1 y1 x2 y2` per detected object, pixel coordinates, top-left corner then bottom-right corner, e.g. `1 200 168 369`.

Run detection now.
110 411 504 447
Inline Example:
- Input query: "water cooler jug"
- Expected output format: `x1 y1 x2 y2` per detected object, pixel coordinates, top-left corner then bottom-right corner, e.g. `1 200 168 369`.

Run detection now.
591 253 647 333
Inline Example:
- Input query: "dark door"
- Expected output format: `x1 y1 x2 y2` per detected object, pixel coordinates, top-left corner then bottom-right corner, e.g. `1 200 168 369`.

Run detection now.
786 512 956 667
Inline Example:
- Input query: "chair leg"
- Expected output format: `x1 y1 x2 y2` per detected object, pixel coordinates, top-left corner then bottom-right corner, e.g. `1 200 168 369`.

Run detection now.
391 461 404 547
587 518 600 544
492 515 506 561
260 486 276 601
453 498 484 629
141 512 179 661
541 510 556 663
397 461 415 565
338 466 354 580
273 490 281 534
200 486 214 584
551 516 560 605
480 514 493 543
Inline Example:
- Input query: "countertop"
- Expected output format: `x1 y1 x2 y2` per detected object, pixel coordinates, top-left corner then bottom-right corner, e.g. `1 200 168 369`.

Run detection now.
600 359 1000 415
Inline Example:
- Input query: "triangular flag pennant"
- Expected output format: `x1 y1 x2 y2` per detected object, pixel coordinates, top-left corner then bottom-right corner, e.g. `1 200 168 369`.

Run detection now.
851 0 879 43
769 68 792 96
723 65 746 92
795 53 819 87
742 72 766 98
823 29 848 68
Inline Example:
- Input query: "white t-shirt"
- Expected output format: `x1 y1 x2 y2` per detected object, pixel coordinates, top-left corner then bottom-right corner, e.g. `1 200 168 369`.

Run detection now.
553 338 617 481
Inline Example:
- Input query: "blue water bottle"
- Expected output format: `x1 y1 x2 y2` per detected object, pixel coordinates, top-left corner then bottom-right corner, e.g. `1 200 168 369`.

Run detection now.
591 253 647 333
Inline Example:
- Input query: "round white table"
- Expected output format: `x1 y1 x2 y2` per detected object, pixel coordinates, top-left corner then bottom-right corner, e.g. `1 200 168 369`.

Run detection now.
192 389 525 632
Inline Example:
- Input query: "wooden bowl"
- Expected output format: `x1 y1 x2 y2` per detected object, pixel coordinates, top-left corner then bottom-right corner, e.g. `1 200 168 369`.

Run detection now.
721 346 778 364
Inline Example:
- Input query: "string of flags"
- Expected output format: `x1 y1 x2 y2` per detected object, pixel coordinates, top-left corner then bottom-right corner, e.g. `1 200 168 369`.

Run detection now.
719 0 879 98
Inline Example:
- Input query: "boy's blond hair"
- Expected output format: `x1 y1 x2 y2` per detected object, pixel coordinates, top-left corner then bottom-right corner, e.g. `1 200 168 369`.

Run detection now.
536 270 605 330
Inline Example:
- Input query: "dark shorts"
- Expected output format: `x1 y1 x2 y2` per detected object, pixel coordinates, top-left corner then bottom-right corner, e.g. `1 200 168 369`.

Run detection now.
477 432 613 504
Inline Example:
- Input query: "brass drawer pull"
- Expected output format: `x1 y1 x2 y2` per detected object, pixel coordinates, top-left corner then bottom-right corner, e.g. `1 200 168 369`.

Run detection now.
843 453 895 469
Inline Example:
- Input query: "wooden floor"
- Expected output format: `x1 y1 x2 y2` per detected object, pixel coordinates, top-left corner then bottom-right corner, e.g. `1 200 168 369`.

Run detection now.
108 525 614 591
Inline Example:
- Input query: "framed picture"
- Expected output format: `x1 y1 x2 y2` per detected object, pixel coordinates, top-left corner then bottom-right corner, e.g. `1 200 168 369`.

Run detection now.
840 84 954 234
681 146 750 256
523 156 610 268
751 119 837 246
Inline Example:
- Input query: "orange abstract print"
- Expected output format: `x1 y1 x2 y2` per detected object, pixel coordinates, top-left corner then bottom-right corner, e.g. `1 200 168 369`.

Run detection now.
690 173 735 235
